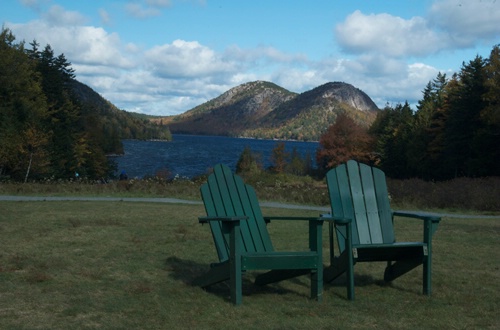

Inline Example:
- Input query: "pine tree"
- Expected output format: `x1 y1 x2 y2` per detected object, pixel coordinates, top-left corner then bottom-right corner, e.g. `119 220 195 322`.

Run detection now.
236 146 262 174
286 147 307 175
443 56 487 177
0 28 50 180
410 72 448 178
474 45 500 176
369 103 414 178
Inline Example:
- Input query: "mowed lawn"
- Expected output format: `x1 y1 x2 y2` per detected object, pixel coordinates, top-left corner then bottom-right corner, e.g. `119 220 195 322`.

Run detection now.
0 201 499 329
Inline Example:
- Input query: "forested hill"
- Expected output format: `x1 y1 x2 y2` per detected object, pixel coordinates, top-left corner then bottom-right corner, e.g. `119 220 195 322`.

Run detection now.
0 28 171 181
69 79 172 147
163 81 379 141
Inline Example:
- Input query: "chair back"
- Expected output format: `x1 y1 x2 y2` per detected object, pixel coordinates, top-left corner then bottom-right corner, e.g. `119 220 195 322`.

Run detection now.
200 164 274 262
326 160 395 251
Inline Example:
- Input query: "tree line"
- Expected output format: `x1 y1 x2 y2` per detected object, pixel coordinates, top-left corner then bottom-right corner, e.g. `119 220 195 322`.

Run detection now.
317 45 500 180
236 143 314 177
0 28 171 182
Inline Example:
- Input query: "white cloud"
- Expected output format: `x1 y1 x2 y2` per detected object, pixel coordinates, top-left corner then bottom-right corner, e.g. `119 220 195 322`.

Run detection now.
144 40 237 79
20 0 38 6
357 55 408 78
351 61 442 107
336 1 500 58
99 8 111 25
330 2 499 108
9 21 134 69
225 45 308 64
72 64 121 79
19 0 44 10
42 5 87 26
272 68 323 93
145 0 172 8
125 3 161 18
335 10 443 57
428 0 500 46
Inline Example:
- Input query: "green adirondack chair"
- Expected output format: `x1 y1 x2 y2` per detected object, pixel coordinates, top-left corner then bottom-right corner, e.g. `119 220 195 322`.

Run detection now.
324 160 440 300
193 164 326 305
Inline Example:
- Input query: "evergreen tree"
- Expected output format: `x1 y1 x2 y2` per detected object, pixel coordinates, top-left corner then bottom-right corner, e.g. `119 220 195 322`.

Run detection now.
286 147 307 176
443 56 487 177
475 45 500 176
236 146 262 174
0 28 50 180
370 45 499 180
409 72 448 178
369 103 414 178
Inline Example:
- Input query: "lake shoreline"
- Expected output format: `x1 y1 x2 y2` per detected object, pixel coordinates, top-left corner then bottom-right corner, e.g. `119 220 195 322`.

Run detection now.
112 134 320 179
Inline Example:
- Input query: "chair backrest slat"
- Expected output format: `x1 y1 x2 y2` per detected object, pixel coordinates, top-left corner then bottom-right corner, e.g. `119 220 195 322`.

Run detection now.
359 163 384 244
346 160 371 245
327 164 358 249
200 183 229 261
372 167 395 243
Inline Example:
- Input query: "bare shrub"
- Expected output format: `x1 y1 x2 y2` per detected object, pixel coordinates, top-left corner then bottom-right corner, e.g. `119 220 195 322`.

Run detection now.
387 177 500 212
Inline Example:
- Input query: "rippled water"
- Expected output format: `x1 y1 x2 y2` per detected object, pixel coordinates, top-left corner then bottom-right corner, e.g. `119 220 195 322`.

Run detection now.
112 134 320 179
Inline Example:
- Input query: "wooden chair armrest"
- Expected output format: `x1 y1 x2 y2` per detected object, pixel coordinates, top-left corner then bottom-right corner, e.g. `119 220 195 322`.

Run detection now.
319 213 352 225
263 216 324 223
393 211 441 223
198 215 248 224
393 211 440 242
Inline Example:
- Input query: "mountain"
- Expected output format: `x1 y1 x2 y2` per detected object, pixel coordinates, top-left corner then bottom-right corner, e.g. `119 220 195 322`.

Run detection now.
165 81 379 141
165 81 296 136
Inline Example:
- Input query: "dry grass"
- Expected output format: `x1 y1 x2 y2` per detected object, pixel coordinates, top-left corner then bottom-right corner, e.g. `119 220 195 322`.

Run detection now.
387 176 500 212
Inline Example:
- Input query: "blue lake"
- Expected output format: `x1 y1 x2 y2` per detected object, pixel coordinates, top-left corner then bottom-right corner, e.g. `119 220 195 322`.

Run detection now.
112 134 320 179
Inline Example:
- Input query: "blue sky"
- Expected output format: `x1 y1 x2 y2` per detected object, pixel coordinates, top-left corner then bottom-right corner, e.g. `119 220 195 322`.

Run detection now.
2 0 499 116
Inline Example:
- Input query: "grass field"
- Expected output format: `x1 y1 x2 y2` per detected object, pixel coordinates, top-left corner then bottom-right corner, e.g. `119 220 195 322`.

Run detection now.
1 201 499 329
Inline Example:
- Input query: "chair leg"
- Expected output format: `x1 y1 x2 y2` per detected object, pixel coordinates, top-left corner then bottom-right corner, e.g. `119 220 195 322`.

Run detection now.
423 218 434 296
229 221 242 305
311 269 323 302
309 220 323 302
346 223 355 300
423 255 431 296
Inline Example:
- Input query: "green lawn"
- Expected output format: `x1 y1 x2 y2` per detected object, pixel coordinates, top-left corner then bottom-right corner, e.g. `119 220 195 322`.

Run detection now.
1 201 499 329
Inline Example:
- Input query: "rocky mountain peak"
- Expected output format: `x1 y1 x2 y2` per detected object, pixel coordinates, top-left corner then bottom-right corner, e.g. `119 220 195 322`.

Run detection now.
314 82 378 112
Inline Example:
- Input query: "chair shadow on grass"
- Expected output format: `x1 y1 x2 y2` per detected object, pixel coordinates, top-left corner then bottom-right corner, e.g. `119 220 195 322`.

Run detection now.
165 257 419 300
325 272 427 298
165 256 313 301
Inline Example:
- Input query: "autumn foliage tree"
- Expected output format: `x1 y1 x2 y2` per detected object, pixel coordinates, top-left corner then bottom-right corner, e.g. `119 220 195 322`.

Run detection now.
316 113 374 171
269 142 289 174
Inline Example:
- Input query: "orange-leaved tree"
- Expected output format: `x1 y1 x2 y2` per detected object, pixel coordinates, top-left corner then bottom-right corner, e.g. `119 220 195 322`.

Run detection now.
316 113 374 171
